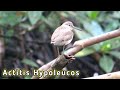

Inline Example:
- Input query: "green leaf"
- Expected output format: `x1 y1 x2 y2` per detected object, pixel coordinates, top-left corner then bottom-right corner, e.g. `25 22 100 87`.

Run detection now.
83 21 104 36
101 37 120 51
74 30 92 39
108 51 120 60
39 23 46 32
110 37 120 49
28 11 43 25
0 11 23 26
43 12 61 28
5 29 14 37
99 55 115 73
87 11 99 19
22 58 39 67
75 47 95 57
5 29 14 43
105 20 119 32
112 11 120 19
100 42 112 53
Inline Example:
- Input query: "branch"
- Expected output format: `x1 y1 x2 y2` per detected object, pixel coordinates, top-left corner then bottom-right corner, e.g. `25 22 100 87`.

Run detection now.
83 71 120 79
65 29 120 56
31 28 120 79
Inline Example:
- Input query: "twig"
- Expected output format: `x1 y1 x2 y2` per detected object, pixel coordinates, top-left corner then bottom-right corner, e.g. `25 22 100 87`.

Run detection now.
83 71 120 79
32 28 120 79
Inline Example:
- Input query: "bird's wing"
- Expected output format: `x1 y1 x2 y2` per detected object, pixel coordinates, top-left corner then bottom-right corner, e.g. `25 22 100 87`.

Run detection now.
63 31 73 41
51 26 65 41
51 26 73 45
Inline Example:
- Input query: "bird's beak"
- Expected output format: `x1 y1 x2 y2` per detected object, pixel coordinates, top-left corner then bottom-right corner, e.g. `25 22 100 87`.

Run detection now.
72 26 82 31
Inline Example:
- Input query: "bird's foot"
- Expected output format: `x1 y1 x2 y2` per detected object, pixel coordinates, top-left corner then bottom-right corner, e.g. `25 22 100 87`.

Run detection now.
64 54 75 63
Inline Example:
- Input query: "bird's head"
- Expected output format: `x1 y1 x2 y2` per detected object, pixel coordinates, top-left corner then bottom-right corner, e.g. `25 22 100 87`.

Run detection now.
62 21 82 31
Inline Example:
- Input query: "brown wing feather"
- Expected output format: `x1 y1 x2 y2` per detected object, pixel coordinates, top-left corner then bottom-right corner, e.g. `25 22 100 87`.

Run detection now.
51 26 73 46
51 26 67 42
51 26 61 41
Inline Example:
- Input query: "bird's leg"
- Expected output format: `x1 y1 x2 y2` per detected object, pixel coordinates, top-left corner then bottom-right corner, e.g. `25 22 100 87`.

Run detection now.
61 45 66 54
63 44 75 62
61 44 72 54
57 46 60 56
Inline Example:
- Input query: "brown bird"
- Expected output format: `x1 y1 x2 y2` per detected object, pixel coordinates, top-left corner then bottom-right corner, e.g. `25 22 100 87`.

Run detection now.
51 21 82 55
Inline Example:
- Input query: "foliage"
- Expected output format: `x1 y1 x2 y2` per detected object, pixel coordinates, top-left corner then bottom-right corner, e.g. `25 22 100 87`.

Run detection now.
28 11 44 25
99 55 115 73
22 58 39 67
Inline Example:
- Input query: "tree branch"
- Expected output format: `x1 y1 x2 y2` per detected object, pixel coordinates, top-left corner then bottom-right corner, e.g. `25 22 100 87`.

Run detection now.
65 29 120 56
83 71 120 79
31 28 120 79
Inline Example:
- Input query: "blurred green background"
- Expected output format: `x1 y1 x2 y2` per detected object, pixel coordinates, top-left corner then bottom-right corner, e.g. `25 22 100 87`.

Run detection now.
0 11 120 79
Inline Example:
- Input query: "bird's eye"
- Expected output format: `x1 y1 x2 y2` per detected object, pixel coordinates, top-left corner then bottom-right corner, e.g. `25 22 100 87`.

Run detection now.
68 24 71 26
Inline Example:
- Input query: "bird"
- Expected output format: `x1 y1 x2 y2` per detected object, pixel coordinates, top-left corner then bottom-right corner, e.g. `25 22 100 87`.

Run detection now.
51 21 82 56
